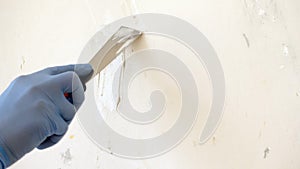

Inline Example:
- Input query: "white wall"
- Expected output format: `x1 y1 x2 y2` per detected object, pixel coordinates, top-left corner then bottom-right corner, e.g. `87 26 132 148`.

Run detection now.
0 0 300 169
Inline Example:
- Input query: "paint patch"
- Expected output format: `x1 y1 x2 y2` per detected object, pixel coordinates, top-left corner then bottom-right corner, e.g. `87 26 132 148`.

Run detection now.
243 33 250 47
282 44 289 57
258 8 266 16
243 0 280 23
279 65 286 70
263 147 270 159
61 148 72 164
280 43 300 74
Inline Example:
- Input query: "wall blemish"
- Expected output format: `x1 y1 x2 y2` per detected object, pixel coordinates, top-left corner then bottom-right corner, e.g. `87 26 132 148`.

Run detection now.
243 0 280 24
116 49 128 111
212 136 216 145
61 148 73 165
95 155 101 169
279 65 286 70
282 43 289 57
263 147 270 159
69 135 75 139
243 33 250 48
20 56 25 70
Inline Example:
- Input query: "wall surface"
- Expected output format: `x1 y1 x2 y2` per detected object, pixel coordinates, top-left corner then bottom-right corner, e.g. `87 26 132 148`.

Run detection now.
0 0 300 169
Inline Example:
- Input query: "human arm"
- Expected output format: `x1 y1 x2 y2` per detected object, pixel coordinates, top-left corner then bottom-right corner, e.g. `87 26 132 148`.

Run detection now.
0 64 93 168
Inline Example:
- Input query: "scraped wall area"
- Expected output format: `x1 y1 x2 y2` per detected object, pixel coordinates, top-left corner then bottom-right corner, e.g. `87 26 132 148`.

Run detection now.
0 0 300 169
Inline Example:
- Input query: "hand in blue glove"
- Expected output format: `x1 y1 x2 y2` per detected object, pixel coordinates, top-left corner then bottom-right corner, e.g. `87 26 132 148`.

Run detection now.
0 64 93 168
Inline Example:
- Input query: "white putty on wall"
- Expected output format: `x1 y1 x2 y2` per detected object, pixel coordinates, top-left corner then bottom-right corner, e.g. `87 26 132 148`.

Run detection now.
242 0 281 23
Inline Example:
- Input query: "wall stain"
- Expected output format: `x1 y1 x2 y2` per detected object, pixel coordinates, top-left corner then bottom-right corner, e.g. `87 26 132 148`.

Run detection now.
20 56 25 70
69 135 75 139
115 51 126 111
96 155 101 169
263 147 270 159
61 148 72 165
243 33 250 47
212 136 216 145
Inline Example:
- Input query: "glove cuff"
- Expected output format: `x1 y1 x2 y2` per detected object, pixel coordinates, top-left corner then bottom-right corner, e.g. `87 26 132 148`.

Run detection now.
0 146 8 169
0 136 15 167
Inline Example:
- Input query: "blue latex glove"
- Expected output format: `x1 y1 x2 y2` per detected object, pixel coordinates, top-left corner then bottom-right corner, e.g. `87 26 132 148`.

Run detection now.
0 64 93 168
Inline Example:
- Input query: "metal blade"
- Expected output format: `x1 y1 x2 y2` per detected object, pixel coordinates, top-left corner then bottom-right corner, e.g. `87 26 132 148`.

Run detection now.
88 26 142 81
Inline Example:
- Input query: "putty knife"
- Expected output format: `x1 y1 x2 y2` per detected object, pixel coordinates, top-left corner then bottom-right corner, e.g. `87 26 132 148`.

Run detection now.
65 26 143 103
89 26 142 80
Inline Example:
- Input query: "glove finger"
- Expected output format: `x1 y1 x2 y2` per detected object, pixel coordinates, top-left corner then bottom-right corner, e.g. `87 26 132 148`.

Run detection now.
37 114 68 149
45 64 93 91
37 135 64 150
74 64 94 91
45 65 75 75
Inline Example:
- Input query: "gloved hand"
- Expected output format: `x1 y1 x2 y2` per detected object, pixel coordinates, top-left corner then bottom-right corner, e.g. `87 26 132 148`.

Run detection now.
0 64 93 168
